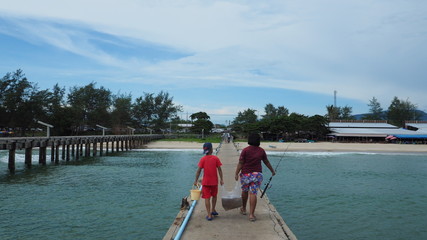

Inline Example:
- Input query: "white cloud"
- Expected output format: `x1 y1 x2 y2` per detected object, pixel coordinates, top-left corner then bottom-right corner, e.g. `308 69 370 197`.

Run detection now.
0 0 426 112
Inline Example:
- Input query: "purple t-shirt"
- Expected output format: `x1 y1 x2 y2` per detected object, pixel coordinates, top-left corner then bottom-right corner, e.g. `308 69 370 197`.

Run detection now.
239 145 268 174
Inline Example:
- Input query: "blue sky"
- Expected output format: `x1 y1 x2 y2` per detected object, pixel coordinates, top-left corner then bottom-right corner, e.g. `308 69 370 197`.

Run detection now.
1 0 426 124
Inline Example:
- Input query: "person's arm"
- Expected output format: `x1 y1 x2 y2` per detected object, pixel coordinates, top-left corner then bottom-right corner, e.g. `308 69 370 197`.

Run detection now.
218 166 224 185
262 158 276 176
194 167 202 186
235 162 243 181
235 150 245 181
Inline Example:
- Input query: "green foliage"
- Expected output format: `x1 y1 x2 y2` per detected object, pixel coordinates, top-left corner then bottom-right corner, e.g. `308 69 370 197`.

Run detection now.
387 96 420 127
163 135 223 143
67 82 112 134
132 91 182 133
325 104 353 120
1 70 425 138
364 97 384 120
232 108 258 134
231 104 329 141
111 93 133 129
0 70 183 136
262 103 289 119
190 112 214 133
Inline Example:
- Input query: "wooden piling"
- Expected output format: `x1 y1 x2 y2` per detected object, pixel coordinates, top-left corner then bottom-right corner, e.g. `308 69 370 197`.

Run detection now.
25 141 33 168
1 134 164 173
8 142 16 174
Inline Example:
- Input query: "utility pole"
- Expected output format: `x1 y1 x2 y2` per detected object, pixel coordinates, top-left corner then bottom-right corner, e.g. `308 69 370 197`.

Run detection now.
334 90 337 108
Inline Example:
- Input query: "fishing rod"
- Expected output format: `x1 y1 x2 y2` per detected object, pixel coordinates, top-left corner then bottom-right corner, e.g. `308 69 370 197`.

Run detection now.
260 142 291 198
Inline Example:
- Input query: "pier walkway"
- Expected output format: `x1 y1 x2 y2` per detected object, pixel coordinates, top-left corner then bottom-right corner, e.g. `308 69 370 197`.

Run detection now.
163 141 297 240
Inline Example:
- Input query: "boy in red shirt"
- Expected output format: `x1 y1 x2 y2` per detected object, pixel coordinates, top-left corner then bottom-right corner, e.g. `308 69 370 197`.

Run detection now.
194 142 224 221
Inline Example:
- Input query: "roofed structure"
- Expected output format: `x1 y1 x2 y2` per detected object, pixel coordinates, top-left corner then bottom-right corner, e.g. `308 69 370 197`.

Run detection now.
405 121 427 133
328 120 427 143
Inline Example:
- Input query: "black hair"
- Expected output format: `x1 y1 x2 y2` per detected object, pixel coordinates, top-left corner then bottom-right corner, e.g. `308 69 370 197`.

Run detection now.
247 133 260 146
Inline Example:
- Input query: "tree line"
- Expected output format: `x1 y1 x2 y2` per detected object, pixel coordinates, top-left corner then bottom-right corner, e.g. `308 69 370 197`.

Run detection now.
1 69 423 137
0 70 182 136
325 96 422 127
230 104 329 141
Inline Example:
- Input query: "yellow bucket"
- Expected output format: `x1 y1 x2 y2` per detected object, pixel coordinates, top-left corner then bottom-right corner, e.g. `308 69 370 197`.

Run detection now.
190 185 201 200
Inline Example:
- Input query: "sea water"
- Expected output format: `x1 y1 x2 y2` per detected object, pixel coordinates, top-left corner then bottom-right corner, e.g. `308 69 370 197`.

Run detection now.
1 149 426 240
267 151 427 240
0 149 199 240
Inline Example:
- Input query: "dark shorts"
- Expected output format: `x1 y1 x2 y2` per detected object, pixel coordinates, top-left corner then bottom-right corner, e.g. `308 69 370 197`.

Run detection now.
202 185 218 199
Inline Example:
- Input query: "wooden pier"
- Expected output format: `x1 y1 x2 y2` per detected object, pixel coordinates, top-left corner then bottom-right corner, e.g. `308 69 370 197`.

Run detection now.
0 134 164 174
163 141 297 240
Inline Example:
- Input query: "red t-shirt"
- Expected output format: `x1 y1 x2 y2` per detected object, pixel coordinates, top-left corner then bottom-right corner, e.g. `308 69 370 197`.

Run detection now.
198 155 222 186
239 145 267 174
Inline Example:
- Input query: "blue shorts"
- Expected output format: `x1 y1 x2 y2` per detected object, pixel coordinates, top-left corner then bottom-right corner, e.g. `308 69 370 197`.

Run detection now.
240 172 263 195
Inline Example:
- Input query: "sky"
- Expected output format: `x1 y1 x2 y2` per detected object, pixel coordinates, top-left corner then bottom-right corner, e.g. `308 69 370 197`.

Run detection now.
1 0 426 124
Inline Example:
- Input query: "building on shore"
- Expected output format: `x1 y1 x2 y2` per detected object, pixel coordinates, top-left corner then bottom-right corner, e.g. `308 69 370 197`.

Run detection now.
328 120 427 143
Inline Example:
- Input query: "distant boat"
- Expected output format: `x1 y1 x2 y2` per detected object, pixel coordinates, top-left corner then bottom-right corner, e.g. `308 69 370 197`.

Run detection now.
269 145 277 148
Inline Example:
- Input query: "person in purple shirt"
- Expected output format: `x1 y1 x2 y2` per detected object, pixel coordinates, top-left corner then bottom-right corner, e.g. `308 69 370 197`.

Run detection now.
235 133 276 222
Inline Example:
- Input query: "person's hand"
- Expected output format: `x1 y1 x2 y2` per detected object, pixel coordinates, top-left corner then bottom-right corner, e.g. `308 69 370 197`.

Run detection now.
235 173 239 181
271 170 276 176
220 180 224 186
193 181 198 186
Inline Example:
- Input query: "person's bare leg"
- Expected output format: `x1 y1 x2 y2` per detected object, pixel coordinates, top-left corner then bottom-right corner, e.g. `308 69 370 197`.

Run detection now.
249 192 257 220
205 198 212 219
211 196 217 213
241 191 248 214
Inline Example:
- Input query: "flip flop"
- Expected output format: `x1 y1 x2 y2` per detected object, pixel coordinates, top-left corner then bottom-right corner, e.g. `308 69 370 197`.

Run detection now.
211 211 219 216
249 217 256 222
240 208 247 215
206 216 213 221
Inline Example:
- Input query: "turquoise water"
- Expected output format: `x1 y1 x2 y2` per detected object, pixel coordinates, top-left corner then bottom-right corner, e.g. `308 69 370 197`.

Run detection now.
0 149 199 240
1 149 426 240
267 152 427 240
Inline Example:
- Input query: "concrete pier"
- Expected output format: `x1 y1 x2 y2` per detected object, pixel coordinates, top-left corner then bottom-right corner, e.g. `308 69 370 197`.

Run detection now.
0 134 163 173
163 141 297 240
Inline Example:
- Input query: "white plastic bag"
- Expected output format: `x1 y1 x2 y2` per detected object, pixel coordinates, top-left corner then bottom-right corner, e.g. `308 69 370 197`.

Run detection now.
221 181 242 211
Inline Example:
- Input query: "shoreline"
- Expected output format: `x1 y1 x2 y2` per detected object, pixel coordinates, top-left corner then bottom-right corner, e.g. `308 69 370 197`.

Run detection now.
144 141 427 153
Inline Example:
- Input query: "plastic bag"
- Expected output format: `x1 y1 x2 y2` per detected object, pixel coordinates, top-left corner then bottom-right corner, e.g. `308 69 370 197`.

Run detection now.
221 181 242 211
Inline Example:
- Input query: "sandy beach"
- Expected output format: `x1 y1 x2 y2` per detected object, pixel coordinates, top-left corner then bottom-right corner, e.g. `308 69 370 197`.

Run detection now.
144 141 427 153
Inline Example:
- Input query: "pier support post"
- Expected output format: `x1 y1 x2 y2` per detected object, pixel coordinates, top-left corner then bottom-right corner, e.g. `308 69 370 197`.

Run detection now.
39 141 47 166
51 143 55 162
75 141 80 161
66 142 70 161
71 144 75 157
8 142 16 174
55 141 60 163
25 147 32 168
93 139 97 156
99 140 104 156
85 141 90 157
62 141 66 160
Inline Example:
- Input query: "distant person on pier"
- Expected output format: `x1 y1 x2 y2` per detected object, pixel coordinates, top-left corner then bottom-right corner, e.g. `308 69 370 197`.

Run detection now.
194 142 224 221
235 133 276 221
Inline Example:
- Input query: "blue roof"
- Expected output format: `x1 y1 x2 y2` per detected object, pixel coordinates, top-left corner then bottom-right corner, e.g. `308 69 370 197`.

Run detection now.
394 134 427 139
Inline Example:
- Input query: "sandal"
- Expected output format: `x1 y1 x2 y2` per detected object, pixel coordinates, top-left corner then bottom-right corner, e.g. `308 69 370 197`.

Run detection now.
240 208 247 215
206 216 213 221
211 211 219 216
249 216 256 222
